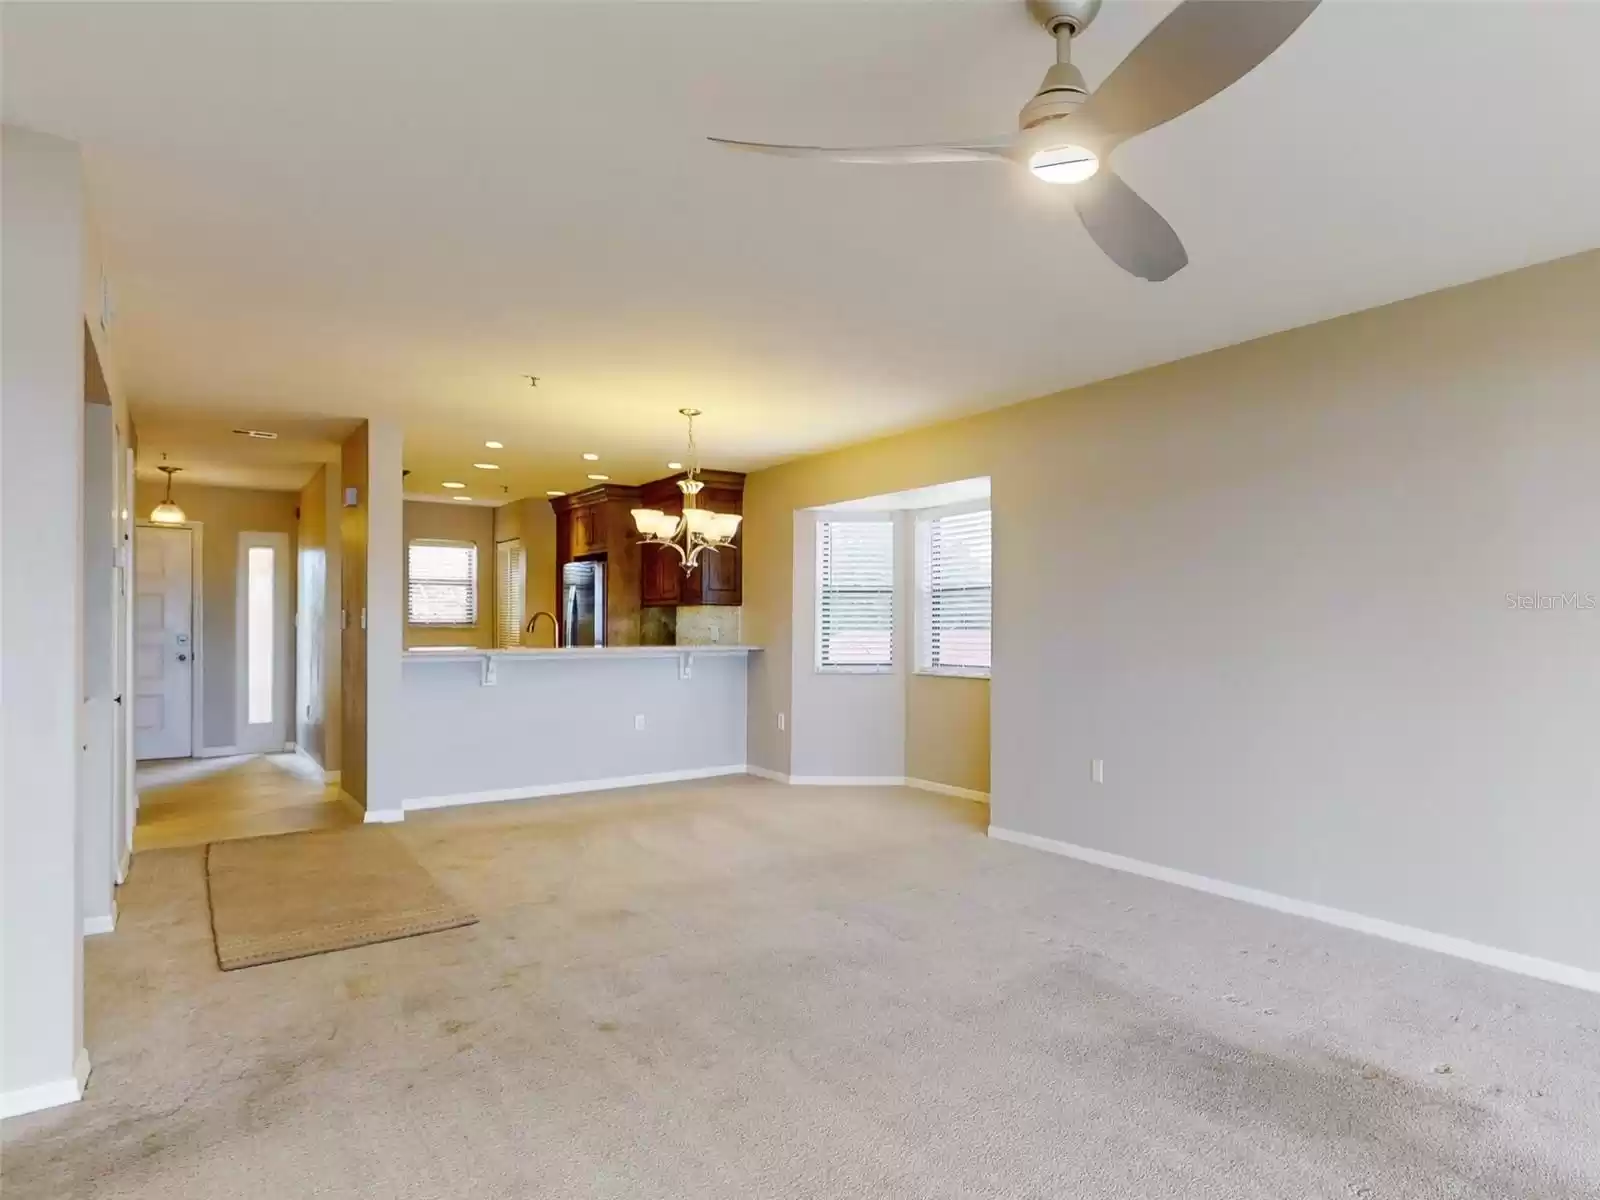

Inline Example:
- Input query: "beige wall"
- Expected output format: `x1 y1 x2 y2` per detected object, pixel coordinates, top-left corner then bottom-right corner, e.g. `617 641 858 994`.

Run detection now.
295 464 341 771
404 500 496 648
133 480 299 752
339 425 369 805
744 249 1600 974
341 420 405 814
492 495 559 644
906 680 989 794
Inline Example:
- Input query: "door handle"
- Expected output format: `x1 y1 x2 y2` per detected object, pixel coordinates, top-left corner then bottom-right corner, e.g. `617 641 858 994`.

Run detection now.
177 654 188 662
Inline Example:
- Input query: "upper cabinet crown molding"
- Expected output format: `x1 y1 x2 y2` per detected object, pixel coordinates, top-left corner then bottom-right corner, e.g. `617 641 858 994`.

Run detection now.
547 483 641 513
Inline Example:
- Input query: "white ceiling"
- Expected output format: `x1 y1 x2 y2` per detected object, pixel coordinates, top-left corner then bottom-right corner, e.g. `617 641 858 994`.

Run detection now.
129 414 359 492
8 1 1600 501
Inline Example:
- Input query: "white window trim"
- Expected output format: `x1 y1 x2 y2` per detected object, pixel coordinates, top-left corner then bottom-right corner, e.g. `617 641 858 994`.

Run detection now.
814 516 896 675
407 538 480 629
915 499 992 680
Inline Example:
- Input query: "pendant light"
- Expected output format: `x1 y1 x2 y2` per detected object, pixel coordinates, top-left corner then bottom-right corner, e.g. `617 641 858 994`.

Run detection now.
150 461 187 525
631 408 742 573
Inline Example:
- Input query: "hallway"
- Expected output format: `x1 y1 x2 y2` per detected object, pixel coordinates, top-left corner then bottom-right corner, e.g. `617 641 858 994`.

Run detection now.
134 754 358 852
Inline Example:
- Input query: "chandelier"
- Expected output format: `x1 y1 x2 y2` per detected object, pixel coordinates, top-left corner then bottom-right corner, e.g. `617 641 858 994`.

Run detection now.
632 408 742 573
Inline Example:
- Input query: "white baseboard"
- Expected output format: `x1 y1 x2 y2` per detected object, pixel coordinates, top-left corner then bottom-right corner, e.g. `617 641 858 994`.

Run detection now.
290 743 340 783
905 777 989 803
403 765 750 814
987 826 1600 996
1 1048 90 1120
193 744 241 760
116 844 131 886
83 899 117 937
743 768 986 802
787 775 907 787
362 808 405 824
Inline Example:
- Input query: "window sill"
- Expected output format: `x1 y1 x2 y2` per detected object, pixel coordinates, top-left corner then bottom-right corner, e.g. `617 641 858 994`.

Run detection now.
914 667 991 680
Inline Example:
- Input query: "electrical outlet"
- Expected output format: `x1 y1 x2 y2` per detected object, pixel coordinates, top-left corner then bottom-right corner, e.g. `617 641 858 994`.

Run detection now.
777 712 786 732
1091 758 1104 784
634 714 646 731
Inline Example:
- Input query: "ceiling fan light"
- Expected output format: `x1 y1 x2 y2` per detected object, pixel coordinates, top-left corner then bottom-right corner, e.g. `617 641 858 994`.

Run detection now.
1028 142 1099 184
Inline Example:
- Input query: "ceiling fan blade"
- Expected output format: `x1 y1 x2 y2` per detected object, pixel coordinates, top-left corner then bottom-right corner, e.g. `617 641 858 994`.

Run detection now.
1077 0 1321 145
707 137 1012 165
1072 170 1188 282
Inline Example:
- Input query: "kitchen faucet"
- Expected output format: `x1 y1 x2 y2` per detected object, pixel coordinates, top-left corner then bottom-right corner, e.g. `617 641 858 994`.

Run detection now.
524 610 558 647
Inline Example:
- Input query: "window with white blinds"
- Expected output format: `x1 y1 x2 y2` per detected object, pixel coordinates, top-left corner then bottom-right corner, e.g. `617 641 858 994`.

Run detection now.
495 539 526 647
816 519 894 671
407 539 478 626
917 507 991 676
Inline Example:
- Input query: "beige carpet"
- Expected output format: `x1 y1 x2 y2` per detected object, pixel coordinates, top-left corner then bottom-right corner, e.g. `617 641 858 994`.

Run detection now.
205 826 475 970
4 778 1598 1198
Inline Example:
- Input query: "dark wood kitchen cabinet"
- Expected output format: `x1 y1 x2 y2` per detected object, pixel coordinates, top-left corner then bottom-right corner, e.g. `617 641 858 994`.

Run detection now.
550 484 640 645
568 503 603 558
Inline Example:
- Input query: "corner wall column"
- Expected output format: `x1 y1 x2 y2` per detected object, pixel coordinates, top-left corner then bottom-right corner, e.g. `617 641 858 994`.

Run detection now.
1 125 90 1116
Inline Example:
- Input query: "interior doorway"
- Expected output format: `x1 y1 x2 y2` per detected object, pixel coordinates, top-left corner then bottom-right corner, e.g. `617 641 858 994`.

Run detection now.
133 523 198 760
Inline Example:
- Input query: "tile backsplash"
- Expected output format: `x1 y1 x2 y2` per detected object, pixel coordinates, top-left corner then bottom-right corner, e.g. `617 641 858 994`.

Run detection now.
676 605 742 646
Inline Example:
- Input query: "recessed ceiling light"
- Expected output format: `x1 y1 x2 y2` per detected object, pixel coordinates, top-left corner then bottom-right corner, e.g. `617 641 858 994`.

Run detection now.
582 453 600 461
441 481 466 489
587 473 609 482
484 441 503 449
472 462 499 470
667 462 683 470
546 490 565 497
452 496 474 502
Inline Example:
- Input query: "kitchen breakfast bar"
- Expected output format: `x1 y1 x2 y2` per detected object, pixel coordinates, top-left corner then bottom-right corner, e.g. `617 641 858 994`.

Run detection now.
391 645 760 815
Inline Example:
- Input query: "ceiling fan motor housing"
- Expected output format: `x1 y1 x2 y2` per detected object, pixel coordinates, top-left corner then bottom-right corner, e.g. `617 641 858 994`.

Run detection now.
1019 61 1090 128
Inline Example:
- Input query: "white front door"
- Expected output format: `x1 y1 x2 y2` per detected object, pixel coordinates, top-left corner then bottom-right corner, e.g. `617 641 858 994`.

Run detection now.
134 525 194 760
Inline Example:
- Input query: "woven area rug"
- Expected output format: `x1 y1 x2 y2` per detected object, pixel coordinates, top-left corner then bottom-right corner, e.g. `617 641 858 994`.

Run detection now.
204 826 476 970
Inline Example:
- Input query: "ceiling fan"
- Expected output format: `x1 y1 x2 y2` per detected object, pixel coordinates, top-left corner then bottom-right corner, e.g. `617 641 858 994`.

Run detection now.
710 0 1321 282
